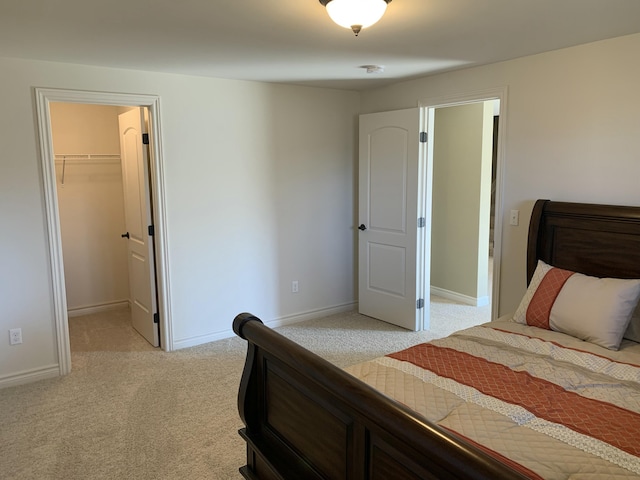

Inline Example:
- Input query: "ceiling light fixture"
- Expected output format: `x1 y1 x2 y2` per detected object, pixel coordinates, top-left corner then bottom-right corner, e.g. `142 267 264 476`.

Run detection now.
319 0 392 37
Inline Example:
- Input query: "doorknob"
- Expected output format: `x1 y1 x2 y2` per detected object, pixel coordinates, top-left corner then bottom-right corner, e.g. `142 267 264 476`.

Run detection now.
121 232 130 239
358 224 367 231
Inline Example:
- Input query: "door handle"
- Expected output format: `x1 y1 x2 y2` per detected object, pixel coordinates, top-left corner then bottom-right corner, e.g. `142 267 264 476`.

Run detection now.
121 232 130 239
358 224 367 231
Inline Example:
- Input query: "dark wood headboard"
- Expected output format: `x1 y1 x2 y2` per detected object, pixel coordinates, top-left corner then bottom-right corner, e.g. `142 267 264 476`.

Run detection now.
527 200 640 285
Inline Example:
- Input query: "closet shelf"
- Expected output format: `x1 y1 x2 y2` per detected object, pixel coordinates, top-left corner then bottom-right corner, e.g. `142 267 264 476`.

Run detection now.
54 154 121 165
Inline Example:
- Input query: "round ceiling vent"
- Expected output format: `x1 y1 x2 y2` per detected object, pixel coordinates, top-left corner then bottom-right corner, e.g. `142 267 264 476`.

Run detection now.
361 65 385 74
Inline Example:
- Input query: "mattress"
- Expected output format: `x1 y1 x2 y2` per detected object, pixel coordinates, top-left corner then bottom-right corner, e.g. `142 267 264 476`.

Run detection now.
345 319 640 479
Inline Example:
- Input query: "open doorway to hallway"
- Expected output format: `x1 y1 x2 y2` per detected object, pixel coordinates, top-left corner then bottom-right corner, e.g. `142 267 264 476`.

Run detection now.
429 99 499 326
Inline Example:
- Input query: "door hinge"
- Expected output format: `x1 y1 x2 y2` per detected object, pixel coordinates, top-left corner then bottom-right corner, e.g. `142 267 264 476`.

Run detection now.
417 217 426 228
142 133 150 145
153 312 159 324
148 225 154 236
417 298 425 309
419 131 428 143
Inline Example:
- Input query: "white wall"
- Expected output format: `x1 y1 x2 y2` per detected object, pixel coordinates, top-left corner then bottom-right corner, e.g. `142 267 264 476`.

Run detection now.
50 103 130 313
0 56 359 384
360 33 640 317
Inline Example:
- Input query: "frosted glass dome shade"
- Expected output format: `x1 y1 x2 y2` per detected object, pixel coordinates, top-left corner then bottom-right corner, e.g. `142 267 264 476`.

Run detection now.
324 0 389 34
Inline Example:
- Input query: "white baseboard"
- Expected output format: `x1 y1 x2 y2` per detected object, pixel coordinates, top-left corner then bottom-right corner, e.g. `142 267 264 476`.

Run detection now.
263 302 357 329
431 286 489 307
68 300 130 317
0 364 60 389
172 302 357 350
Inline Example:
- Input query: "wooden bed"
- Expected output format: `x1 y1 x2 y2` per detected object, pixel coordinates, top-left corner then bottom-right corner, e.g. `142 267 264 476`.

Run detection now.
233 199 640 479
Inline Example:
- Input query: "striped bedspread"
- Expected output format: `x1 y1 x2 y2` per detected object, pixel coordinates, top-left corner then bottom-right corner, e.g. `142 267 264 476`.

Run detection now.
345 320 640 479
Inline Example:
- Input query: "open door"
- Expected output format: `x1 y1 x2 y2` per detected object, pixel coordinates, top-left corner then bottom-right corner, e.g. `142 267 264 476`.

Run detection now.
358 108 426 331
119 107 159 347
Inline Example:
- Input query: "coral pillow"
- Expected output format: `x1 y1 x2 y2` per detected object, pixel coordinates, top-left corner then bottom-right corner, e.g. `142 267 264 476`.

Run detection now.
513 260 640 350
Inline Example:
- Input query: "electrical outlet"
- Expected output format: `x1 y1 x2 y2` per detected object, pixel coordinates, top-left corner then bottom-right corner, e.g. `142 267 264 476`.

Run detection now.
9 328 22 345
291 281 299 293
510 209 519 226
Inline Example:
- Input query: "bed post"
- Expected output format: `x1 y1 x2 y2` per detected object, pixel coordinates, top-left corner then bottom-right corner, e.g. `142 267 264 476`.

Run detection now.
233 313 263 435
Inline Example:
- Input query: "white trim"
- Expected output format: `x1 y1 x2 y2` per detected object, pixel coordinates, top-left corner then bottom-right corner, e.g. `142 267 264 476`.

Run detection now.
172 302 357 350
146 97 174 352
34 88 173 378
419 86 508 321
67 300 130 317
418 88 508 111
0 365 60 389
430 286 489 307
421 107 435 331
263 302 357 329
35 90 71 377
416 108 430 331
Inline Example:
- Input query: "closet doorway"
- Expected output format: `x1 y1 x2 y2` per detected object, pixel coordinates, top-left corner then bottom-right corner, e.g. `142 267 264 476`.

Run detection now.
35 88 171 376
50 103 159 347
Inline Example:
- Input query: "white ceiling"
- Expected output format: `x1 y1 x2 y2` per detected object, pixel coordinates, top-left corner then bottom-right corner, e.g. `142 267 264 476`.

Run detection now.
2 0 640 91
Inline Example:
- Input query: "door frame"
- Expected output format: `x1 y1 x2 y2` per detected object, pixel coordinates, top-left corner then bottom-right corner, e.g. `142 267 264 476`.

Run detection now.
419 86 508 321
35 88 173 375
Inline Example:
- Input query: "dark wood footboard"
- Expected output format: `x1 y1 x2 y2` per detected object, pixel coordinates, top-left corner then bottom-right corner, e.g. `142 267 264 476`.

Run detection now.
233 313 527 480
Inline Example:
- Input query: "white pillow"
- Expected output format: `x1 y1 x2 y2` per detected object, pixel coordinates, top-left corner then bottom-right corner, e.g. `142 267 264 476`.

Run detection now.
549 273 640 350
513 260 640 350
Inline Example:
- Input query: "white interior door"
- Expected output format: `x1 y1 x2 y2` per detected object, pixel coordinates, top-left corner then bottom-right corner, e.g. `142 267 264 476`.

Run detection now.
119 107 159 347
358 108 426 331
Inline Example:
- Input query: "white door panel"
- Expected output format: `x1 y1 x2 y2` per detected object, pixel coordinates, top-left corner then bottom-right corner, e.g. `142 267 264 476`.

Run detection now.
369 128 408 232
123 131 145 243
119 107 159 347
358 108 425 331
368 243 406 296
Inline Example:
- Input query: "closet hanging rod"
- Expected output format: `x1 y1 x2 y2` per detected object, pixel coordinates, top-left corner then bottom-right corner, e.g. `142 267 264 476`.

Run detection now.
54 154 121 185
54 154 121 166
54 153 121 160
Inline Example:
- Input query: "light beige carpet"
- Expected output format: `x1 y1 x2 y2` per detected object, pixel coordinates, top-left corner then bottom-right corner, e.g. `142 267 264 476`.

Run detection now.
0 298 489 479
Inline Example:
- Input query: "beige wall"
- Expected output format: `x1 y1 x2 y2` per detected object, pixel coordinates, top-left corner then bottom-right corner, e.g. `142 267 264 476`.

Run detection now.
431 102 492 303
50 103 130 312
51 103 121 154
0 57 359 384
2 31 640 385
361 32 640 317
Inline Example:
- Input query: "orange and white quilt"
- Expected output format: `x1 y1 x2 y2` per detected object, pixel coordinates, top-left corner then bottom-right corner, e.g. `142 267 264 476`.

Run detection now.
345 320 640 479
